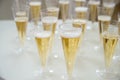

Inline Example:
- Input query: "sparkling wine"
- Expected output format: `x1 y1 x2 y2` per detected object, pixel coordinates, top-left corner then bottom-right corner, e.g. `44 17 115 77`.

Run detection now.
42 16 57 34
103 3 115 16
35 31 51 67
98 15 111 34
61 31 81 76
47 7 59 18
15 17 28 44
102 32 118 67
59 0 69 22
88 0 100 22
29 1 41 25
73 19 86 35
75 7 88 19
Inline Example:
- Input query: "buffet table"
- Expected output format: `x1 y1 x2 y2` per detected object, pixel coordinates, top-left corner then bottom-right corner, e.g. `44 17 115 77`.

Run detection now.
0 20 119 80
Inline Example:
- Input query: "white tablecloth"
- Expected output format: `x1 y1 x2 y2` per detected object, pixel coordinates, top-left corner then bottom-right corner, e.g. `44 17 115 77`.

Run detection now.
0 20 119 80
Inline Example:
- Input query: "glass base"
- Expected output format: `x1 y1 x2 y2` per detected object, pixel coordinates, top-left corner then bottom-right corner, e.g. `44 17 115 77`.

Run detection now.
62 75 81 80
96 68 119 80
31 68 56 80
30 69 81 80
10 48 24 55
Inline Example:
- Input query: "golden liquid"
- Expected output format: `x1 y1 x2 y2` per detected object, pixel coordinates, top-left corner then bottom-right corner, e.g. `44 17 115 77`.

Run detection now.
103 33 118 67
35 32 51 68
103 3 115 16
61 35 81 77
15 17 28 45
16 11 27 17
29 1 41 25
89 2 99 22
43 22 57 35
76 12 86 19
98 16 111 34
42 17 57 52
99 21 110 41
73 19 86 35
59 1 69 22
42 17 57 35
74 0 86 7
75 7 87 19
47 7 59 18
101 21 110 32
104 7 113 16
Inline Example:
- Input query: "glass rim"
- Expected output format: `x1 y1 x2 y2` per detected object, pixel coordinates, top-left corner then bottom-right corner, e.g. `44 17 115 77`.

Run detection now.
46 7 59 12
41 9 59 20
75 6 88 12
29 0 41 5
59 23 82 38
33 23 53 33
59 22 82 33
59 0 69 3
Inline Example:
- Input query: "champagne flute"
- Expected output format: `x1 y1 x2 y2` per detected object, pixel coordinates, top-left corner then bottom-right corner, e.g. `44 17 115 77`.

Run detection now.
59 23 82 79
29 0 41 26
72 9 88 44
46 7 59 36
97 5 115 51
46 0 59 19
12 0 29 54
59 0 70 22
45 0 61 59
27 0 41 42
88 0 100 23
47 7 59 19
34 23 53 75
73 2 88 39
97 7 112 42
96 20 119 79
103 2 115 17
41 9 58 57
41 9 58 35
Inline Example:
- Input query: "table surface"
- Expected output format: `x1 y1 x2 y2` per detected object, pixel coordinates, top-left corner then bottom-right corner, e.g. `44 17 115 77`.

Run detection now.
0 20 119 80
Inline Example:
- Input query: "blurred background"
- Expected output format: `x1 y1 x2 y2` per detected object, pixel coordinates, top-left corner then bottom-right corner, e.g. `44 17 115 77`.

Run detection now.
0 0 120 20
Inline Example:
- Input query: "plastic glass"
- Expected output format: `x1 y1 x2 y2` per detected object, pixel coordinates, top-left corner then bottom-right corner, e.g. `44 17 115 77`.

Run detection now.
59 0 70 22
88 0 100 23
34 23 53 75
96 20 119 79
29 0 41 26
41 9 59 58
59 23 82 79
12 0 29 54
97 6 113 41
